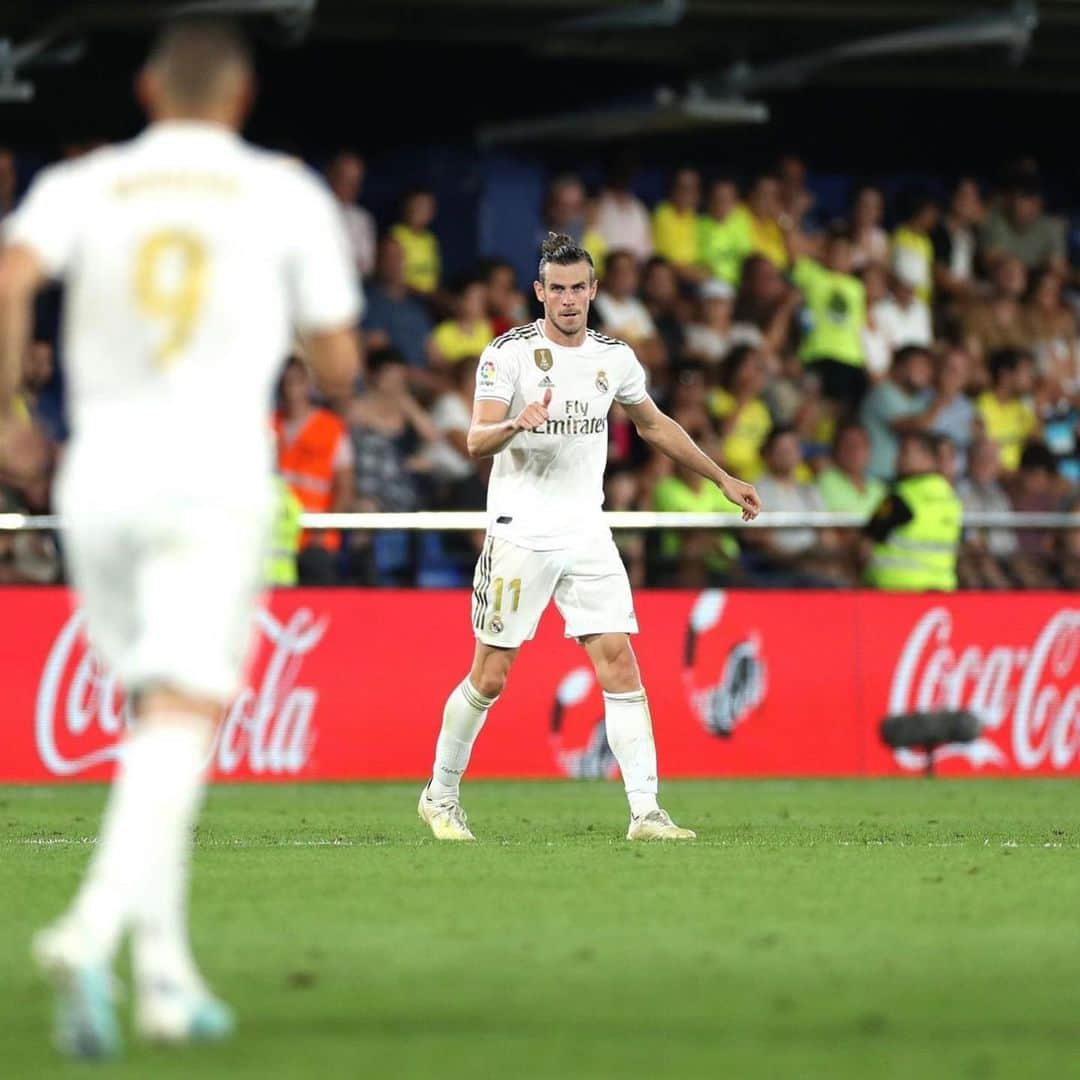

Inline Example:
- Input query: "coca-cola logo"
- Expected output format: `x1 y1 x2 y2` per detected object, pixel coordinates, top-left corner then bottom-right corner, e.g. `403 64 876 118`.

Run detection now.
35 607 328 777
889 607 1080 772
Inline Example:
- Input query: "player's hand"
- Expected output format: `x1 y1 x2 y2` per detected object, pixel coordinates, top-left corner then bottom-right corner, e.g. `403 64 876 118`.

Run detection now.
513 388 552 432
718 473 762 522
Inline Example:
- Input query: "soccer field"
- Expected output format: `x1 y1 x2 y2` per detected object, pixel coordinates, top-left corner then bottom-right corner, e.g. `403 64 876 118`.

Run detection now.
4 780 1079 1079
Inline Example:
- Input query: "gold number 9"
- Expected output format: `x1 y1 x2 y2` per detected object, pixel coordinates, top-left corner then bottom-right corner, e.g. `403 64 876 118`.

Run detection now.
133 230 208 366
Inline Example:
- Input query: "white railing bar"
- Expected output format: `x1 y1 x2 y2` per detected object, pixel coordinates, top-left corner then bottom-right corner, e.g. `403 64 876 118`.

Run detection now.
0 510 1075 532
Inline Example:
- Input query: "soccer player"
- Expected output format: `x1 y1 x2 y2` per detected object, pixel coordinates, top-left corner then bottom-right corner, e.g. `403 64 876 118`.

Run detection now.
419 233 761 842
0 22 359 1058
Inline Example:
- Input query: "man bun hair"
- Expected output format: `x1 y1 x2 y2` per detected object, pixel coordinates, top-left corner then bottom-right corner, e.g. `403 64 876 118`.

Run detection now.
538 232 594 284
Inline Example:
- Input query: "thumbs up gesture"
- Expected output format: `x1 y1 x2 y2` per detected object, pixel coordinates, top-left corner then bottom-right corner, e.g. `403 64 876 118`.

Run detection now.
513 388 553 432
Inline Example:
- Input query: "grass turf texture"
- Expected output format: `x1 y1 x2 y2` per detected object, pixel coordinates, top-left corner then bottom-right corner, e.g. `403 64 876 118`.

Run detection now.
3 780 1080 1079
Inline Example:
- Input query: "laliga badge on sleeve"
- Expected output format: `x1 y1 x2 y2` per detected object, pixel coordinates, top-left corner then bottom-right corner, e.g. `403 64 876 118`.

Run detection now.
479 358 497 387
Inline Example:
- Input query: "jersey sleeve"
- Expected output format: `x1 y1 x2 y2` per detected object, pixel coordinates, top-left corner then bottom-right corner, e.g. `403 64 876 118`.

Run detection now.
474 343 517 404
3 163 81 278
284 168 363 334
614 346 648 406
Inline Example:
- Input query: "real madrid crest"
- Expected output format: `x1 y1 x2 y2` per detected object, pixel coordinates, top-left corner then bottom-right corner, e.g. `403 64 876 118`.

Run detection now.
490 615 504 634
595 370 609 393
533 348 554 372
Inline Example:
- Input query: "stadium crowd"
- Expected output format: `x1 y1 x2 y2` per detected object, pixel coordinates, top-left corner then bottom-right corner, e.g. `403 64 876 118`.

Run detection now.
1 147 1078 588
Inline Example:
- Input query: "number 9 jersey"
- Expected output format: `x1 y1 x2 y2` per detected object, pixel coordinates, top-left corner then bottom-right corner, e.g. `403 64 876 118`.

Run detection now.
4 123 361 497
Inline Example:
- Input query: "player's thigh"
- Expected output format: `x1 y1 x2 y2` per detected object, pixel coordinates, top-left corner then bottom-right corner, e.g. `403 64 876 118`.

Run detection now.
471 537 561 648
127 507 269 703
553 536 638 640
61 513 140 673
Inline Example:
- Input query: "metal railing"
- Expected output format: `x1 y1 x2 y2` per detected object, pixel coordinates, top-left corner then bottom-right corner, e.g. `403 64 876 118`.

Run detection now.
0 510 1075 532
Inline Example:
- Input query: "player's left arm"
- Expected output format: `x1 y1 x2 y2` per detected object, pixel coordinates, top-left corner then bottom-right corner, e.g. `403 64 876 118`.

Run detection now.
621 394 762 521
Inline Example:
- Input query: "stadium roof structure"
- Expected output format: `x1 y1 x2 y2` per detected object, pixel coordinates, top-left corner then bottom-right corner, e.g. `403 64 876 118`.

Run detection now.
1 0 1079 153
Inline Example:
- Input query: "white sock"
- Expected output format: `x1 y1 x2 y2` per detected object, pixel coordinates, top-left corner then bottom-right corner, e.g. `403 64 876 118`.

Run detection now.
604 688 659 818
68 722 209 980
428 678 496 803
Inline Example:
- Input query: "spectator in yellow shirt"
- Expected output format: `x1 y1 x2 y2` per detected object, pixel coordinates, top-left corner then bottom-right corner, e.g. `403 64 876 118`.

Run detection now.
390 188 441 295
651 167 703 280
976 348 1040 471
891 188 939 304
427 279 494 367
709 344 772 481
728 173 791 271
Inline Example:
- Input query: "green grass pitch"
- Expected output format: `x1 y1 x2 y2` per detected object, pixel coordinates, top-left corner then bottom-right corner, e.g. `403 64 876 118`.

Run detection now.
3 780 1080 1079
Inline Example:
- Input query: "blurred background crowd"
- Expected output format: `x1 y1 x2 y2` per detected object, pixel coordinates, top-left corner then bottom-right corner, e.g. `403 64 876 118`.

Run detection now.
1 144 1078 588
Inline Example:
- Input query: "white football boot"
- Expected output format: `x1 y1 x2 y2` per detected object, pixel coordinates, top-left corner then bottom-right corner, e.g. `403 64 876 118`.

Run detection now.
135 975 234 1045
418 785 476 841
627 808 697 841
33 919 122 1060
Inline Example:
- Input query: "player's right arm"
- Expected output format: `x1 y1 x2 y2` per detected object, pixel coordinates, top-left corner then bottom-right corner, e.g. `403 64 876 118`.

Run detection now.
466 390 551 459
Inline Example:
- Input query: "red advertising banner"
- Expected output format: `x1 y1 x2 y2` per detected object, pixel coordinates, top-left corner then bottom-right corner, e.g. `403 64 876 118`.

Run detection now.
2 588 1077 782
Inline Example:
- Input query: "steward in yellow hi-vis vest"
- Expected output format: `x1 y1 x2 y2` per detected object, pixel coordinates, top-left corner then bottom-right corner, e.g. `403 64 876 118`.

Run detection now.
864 432 962 592
266 477 303 587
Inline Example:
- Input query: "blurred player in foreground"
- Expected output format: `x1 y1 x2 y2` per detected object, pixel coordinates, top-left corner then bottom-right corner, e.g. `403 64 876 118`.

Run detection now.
0 21 359 1058
419 234 760 842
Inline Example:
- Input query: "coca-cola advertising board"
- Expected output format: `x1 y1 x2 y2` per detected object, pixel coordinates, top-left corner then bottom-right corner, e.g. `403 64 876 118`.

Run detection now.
2 588 1077 782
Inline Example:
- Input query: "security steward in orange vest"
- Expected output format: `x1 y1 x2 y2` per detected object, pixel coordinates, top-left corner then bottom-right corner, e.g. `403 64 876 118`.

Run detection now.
274 357 354 584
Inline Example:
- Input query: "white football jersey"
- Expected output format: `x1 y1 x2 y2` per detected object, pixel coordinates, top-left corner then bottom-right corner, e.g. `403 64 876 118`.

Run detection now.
4 121 360 501
475 319 648 549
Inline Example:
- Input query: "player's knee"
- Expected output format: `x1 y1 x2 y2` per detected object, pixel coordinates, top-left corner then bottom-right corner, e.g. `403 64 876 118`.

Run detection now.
597 644 640 694
472 649 514 699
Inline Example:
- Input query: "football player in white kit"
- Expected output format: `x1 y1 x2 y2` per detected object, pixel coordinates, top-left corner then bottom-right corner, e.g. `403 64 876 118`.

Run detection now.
419 234 760 842
0 22 359 1058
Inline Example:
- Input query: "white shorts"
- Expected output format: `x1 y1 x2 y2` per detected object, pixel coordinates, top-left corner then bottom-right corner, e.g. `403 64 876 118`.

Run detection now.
471 534 638 648
59 482 271 703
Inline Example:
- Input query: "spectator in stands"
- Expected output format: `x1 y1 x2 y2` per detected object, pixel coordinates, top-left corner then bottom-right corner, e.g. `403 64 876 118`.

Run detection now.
652 452 741 588
698 177 753 286
932 176 984 303
792 226 867 411
860 263 892 382
593 249 665 372
683 279 761 366
427 279 493 367
604 464 647 587
1008 440 1062 568
19 339 63 445
390 188 441 295
860 344 938 479
777 154 818 233
428 358 484 509
1024 268 1079 396
275 358 354 584
651 167 703 279
325 150 376 280
872 263 933 352
891 188 938 304
641 256 686 364
934 433 960 488
1053 493 1080 590
817 422 886 517
594 158 653 263
364 236 434 368
964 256 1033 367
739 173 790 270
665 362 713 439
956 436 1050 589
709 344 772 481
982 174 1067 274
348 347 445 512
928 345 977 470
0 147 17 220
743 427 851 585
848 184 889 271
863 430 962 592
735 254 801 361
543 173 587 244
481 259 528 335
976 349 1039 472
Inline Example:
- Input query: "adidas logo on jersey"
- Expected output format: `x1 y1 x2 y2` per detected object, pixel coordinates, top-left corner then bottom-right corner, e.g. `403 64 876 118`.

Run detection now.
538 376 554 388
